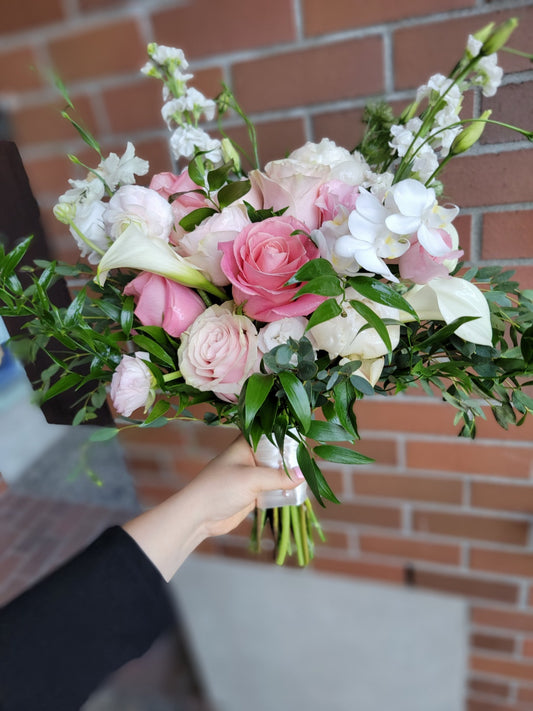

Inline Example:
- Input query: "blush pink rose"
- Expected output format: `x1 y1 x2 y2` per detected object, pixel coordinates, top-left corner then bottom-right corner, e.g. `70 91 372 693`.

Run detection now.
315 180 359 222
110 352 155 417
150 170 210 242
179 205 251 286
178 302 259 402
219 215 325 322
399 228 463 284
124 272 206 337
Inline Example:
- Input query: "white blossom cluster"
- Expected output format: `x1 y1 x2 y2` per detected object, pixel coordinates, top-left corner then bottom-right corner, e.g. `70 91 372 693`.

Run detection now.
143 43 222 165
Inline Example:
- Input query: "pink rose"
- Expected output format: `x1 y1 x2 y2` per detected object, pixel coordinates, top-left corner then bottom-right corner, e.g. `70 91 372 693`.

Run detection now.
104 185 173 242
110 352 155 417
399 227 463 284
124 272 206 337
316 180 359 222
178 302 259 402
150 170 210 242
219 216 325 322
179 205 251 286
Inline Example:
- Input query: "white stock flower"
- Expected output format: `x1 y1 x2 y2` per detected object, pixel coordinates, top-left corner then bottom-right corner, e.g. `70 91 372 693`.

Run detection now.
401 277 492 346
335 188 410 282
70 200 109 264
309 288 400 360
58 175 105 206
385 179 459 257
162 88 216 128
98 142 149 190
417 74 462 115
474 54 503 97
170 125 222 164
467 35 483 57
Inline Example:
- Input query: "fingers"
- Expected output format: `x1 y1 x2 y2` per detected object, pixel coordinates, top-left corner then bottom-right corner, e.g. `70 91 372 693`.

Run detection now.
252 464 305 493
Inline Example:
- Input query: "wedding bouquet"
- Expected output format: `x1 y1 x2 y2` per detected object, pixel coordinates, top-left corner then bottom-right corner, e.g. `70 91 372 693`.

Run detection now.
1 19 532 566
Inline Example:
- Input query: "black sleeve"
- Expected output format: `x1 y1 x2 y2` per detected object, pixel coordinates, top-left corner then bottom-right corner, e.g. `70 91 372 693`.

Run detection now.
0 526 175 711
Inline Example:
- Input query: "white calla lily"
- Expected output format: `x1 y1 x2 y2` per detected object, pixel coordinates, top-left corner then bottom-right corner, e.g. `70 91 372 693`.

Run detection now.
402 276 492 346
95 223 225 298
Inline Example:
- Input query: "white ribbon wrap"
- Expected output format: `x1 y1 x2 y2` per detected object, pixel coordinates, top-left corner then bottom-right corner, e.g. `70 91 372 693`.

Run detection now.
255 433 308 509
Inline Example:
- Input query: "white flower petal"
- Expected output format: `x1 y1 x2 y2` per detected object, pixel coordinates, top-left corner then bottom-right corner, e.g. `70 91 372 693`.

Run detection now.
427 277 492 345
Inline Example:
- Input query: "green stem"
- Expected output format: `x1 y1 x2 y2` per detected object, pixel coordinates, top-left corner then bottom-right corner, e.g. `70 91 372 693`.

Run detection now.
305 498 326 542
290 505 305 567
276 506 291 565
163 370 182 383
299 504 310 565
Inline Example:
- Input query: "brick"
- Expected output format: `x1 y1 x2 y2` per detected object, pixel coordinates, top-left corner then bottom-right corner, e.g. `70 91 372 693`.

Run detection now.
118 420 187 447
225 118 307 172
517 686 533 703
467 700 523 711
474 412 533 443
321 501 402 528
406 440 533 479
349 438 397 466
359 533 461 565
48 19 146 82
472 607 533 634
233 38 383 114
79 0 129 10
1 0 63 34
469 676 510 698
471 548 533 578
12 96 98 147
413 510 528 545
394 7 533 90
482 83 533 146
313 556 404 584
414 569 518 603
442 151 533 209
319 527 350 550
22 153 75 200
482 210 533 261
470 632 515 655
355 398 459 437
471 653 533 683
152 0 295 58
0 47 43 92
353 472 463 504
512 266 533 291
523 639 533 658
303 0 475 36
103 67 223 134
471 482 533 513
312 108 366 153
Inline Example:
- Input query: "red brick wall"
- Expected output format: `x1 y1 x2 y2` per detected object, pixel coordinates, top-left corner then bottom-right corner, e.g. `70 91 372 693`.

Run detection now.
2 2 533 708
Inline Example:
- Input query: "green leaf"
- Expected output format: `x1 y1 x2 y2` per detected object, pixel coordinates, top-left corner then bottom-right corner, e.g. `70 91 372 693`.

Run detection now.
292 258 337 283
188 156 205 186
120 294 135 336
244 373 275 430
306 298 342 330
41 372 82 402
296 442 324 506
1 236 33 277
416 316 477 349
349 299 392 352
132 334 175 368
144 400 171 425
64 288 87 327
278 371 311 432
89 428 119 442
179 207 217 232
217 179 251 208
295 276 343 298
333 380 358 438
314 444 374 465
207 162 231 191
61 111 101 155
306 420 353 443
520 325 533 365
348 276 419 321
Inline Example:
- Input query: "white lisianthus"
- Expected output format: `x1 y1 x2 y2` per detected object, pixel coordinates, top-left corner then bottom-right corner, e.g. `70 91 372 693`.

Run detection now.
110 352 156 418
309 288 400 360
288 139 370 185
98 142 149 190
104 184 173 242
385 179 459 257
335 188 410 282
258 317 315 365
170 125 223 164
401 277 492 346
96 223 225 298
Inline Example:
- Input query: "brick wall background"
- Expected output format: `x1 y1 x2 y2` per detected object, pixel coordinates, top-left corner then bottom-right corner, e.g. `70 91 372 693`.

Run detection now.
1 1 533 708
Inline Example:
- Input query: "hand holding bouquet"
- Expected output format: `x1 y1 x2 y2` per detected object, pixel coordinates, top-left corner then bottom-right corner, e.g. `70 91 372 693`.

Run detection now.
2 19 532 566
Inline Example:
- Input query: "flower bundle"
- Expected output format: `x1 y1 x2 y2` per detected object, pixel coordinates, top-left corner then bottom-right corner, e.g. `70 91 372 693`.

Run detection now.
1 21 532 566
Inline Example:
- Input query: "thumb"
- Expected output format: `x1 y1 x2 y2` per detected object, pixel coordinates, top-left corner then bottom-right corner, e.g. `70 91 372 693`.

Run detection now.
251 465 305 494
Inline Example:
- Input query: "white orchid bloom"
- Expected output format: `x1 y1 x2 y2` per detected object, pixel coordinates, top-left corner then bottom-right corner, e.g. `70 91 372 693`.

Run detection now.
95 223 225 297
385 179 459 257
402 276 492 346
335 188 410 282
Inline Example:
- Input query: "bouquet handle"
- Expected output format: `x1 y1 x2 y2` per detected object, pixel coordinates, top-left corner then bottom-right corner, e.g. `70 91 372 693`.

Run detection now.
254 434 308 509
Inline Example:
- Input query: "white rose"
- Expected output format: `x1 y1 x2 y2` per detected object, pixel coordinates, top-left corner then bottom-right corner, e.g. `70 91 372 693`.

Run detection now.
104 185 173 242
258 317 313 365
309 288 400 359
